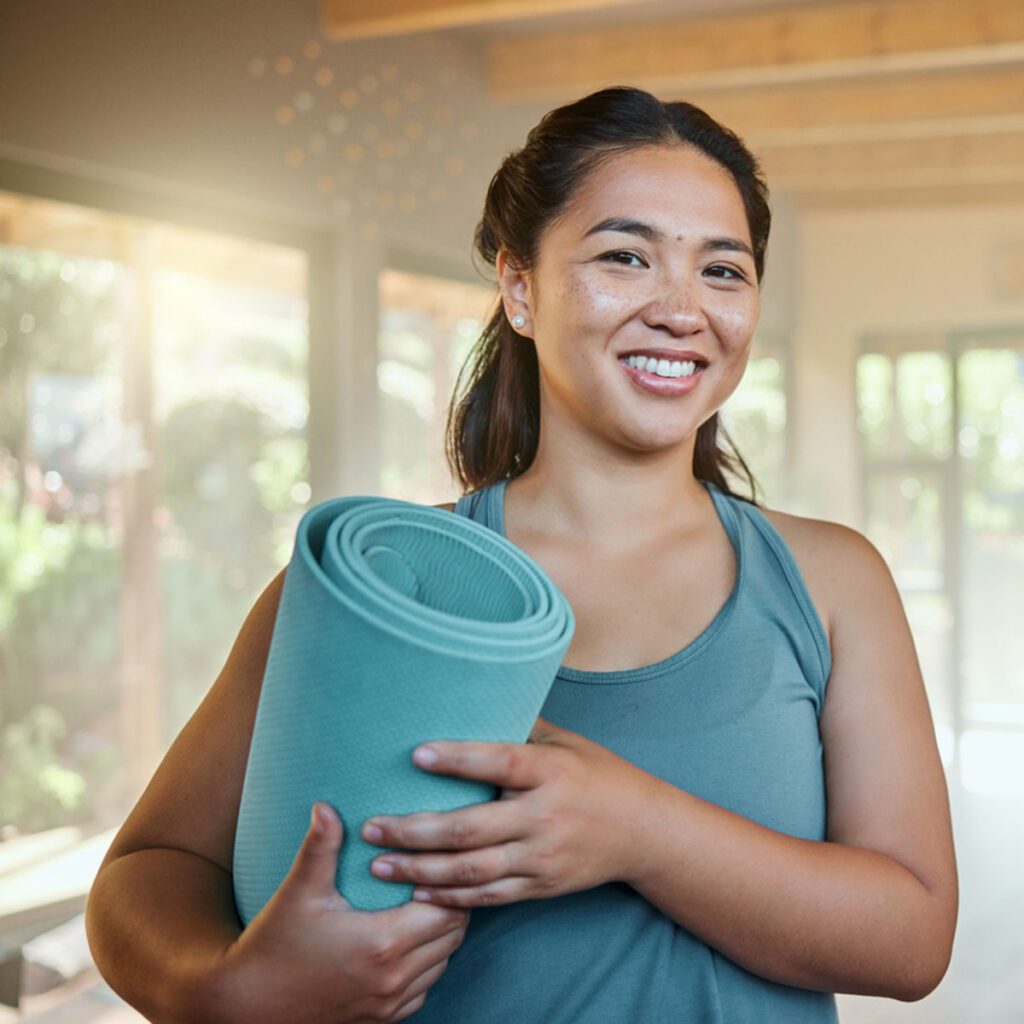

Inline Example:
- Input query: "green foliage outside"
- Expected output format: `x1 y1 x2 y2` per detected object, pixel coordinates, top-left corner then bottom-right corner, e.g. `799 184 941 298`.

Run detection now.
857 345 1024 711
720 354 787 505
1 238 308 839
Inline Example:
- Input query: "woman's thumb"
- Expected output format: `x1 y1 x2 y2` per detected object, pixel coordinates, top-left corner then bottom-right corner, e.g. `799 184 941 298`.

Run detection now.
283 802 350 905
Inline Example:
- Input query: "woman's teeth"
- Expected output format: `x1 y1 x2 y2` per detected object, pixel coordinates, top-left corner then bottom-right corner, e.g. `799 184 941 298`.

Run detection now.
623 354 699 378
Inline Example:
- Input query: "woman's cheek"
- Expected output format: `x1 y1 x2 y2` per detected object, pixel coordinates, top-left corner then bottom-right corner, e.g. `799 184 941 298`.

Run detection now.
715 305 759 353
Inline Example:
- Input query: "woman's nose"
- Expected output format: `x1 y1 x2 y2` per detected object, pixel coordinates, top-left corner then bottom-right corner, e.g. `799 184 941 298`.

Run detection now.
640 280 707 335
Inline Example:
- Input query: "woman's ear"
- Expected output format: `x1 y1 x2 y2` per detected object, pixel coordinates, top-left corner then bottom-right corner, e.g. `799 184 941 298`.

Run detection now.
496 248 533 337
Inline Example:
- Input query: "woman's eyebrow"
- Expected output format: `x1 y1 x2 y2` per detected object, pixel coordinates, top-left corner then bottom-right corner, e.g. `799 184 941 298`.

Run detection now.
583 216 664 243
705 237 755 259
582 217 754 259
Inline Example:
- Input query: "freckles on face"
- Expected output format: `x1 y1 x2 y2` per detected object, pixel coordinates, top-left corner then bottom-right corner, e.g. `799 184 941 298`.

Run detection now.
714 298 760 356
532 274 618 386
522 145 761 440
559 270 635 345
532 146 760 357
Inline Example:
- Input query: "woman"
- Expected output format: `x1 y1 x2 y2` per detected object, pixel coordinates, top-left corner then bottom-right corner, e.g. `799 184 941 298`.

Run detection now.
85 86 958 1023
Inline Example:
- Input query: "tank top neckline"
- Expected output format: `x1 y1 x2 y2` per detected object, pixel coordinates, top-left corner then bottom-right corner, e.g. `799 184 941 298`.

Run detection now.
484 476 745 685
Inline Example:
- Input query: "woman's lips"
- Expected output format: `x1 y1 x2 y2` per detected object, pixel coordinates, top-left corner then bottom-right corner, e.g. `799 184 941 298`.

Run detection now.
618 357 704 396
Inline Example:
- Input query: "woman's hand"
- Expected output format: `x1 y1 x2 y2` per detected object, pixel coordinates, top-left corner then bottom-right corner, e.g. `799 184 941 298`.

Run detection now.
210 803 470 1024
360 718 658 908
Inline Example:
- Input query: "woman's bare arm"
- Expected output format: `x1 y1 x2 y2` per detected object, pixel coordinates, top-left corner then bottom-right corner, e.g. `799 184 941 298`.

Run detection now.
86 507 470 1024
624 518 958 1000
85 568 286 1020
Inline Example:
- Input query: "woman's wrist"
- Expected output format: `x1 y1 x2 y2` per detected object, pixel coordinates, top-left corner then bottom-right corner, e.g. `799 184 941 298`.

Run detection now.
166 935 243 1024
611 770 673 891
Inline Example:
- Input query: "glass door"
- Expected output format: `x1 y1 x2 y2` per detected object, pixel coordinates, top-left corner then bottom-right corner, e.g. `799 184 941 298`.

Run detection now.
857 328 1024 791
0 191 309 834
376 268 496 504
857 345 956 763
956 338 1024 794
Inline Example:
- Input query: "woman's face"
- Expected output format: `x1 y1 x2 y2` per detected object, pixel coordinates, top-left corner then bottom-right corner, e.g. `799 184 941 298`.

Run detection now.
499 144 761 455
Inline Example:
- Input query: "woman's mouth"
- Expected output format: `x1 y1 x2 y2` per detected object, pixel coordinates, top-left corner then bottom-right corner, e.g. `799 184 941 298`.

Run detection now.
617 354 705 396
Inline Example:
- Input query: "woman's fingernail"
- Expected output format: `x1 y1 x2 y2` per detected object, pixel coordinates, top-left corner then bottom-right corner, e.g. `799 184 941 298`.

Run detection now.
414 746 439 767
363 822 384 842
413 889 432 901
373 860 395 877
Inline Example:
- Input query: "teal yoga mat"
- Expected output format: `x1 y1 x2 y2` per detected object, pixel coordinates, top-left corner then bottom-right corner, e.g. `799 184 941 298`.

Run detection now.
232 495 575 919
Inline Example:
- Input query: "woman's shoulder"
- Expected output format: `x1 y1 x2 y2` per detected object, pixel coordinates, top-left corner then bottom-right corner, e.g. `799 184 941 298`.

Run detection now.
758 504 889 578
756 504 895 644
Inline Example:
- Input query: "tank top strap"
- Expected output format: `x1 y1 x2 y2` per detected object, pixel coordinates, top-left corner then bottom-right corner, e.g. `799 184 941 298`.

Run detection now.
723 492 832 698
452 491 478 519
452 480 502 529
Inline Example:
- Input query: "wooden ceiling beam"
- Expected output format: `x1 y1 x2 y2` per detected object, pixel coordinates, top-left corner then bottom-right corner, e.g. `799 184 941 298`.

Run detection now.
488 0 1024 99
321 0 646 41
665 65 1024 147
793 181 1024 209
757 131 1024 193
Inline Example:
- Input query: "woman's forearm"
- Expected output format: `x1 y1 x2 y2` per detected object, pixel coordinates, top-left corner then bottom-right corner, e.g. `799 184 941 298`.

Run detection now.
85 847 240 1023
624 777 951 1001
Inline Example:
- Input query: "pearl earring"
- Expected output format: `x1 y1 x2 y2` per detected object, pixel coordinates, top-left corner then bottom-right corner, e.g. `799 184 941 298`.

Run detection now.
512 315 525 328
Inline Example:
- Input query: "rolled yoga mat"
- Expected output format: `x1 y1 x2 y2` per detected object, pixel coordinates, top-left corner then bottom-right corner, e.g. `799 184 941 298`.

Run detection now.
232 494 575 919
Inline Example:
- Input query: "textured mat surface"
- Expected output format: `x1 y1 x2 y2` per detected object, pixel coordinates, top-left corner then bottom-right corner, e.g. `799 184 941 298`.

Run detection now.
232 495 575 918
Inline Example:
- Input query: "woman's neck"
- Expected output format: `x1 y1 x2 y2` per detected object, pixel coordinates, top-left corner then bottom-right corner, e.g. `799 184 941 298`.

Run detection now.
506 447 712 553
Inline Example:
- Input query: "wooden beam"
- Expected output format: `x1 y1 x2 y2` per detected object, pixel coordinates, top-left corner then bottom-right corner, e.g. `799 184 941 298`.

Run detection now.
793 181 1024 209
489 0 1024 99
688 65 1024 146
321 0 646 41
757 131 1024 193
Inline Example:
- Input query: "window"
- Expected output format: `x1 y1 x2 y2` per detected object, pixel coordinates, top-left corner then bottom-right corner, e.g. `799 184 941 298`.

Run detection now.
720 332 790 504
0 191 309 860
856 329 1024 792
377 268 495 504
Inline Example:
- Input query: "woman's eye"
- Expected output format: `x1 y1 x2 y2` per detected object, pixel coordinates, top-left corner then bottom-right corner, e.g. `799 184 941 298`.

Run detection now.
706 264 746 281
601 251 646 267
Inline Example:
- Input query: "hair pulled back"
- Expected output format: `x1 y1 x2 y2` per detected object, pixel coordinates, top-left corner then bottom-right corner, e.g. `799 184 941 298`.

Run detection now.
444 85 771 503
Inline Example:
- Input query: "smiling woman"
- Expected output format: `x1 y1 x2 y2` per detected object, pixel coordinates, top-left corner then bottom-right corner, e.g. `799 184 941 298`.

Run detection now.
492 143 761 450
85 86 957 1024
445 100 769 515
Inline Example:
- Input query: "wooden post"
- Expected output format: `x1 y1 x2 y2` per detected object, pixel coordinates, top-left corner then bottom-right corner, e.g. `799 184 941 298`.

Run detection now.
116 223 165 797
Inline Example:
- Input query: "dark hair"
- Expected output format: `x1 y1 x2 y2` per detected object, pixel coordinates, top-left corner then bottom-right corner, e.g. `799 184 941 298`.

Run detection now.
444 85 770 504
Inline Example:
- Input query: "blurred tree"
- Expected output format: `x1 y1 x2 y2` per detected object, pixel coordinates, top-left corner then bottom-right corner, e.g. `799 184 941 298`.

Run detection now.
1 226 309 836
0 703 86 832
0 249 119 516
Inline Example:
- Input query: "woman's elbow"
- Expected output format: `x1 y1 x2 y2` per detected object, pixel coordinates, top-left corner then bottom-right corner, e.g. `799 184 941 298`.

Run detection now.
899 903 957 1002
898 955 950 1002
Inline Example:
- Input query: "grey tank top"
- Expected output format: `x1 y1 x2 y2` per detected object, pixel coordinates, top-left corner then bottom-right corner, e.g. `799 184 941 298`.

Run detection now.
410 478 839 1024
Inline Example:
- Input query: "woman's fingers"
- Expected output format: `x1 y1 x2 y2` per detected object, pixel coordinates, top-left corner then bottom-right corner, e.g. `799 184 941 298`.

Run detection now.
363 793 525 851
382 923 466 1022
370 901 469 960
362 738 550 851
372 841 521 887
386 954 451 1022
396 918 467 988
412 739 547 789
389 992 428 1022
411 875 537 909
